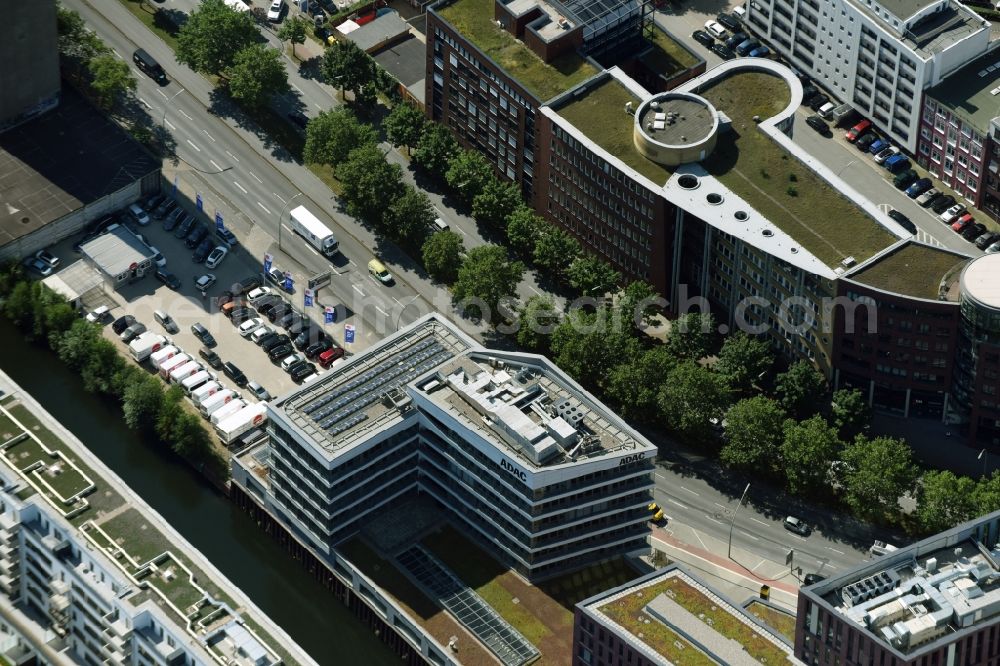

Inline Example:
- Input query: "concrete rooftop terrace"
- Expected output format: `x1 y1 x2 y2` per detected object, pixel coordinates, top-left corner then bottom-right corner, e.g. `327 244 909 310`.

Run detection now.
432 0 598 101
928 48 1000 133
847 241 969 300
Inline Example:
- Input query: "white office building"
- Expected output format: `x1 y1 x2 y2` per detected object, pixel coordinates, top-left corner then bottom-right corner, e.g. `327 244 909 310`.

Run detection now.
233 314 657 582
745 0 990 151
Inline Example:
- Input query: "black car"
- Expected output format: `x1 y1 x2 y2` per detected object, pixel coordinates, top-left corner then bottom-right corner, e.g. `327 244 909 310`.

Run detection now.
963 222 987 241
808 93 830 111
231 276 263 295
155 269 181 290
261 334 291 353
716 12 741 31
199 347 223 369
931 195 957 214
162 211 184 232
185 225 208 249
268 343 295 362
724 32 748 50
144 194 165 213
278 311 302 329
266 302 293 323
801 85 818 104
230 308 256 326
305 338 334 359
191 322 217 348
287 111 309 130
805 115 831 136
285 359 312 376
155 197 177 218
887 209 916 234
254 295 282 314
692 30 714 47
256 332 279 349
294 329 319 350
193 238 214 263
112 315 136 335
174 216 196 239
710 43 735 59
918 191 943 208
855 133 879 152
223 361 248 387
803 573 826 586
290 363 316 383
976 231 1000 249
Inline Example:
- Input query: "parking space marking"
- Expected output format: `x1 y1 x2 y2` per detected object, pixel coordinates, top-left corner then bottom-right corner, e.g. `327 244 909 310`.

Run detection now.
257 202 272 215
186 139 201 152
273 193 286 203
233 181 248 194
226 150 240 162
165 120 176 131
352 285 365 296
179 109 192 120
202 129 216 142
249 171 263 184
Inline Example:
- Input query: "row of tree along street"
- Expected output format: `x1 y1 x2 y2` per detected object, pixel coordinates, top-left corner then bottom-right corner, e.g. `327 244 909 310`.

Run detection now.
0 266 228 483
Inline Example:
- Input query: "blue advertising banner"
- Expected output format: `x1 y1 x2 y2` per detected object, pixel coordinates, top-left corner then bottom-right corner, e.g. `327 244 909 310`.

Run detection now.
283 271 293 292
263 253 273 273
172 175 178 196
324 306 335 324
344 324 355 344
215 211 224 231
304 289 314 307
196 193 203 211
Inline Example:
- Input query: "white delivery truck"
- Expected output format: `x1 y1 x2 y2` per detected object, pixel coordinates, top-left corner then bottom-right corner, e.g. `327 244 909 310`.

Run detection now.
168 360 202 384
289 205 339 256
199 389 237 417
129 333 167 362
210 399 246 425
149 345 179 370
181 370 214 395
158 353 190 379
191 381 222 407
214 403 267 444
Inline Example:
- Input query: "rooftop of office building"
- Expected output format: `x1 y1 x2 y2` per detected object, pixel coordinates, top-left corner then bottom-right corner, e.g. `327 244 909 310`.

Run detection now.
273 314 654 468
548 62 901 276
579 565 794 665
847 241 969 300
927 47 1000 133
803 510 1000 658
899 3 986 57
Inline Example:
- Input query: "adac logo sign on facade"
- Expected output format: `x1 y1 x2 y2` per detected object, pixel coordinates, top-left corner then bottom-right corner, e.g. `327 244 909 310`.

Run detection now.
499 458 527 483
618 453 647 467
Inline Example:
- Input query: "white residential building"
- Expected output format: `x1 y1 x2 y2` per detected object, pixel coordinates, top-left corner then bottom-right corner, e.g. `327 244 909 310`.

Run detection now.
745 0 991 151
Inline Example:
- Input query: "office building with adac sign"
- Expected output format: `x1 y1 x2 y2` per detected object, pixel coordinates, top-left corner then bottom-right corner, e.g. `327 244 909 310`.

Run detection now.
232 313 657 584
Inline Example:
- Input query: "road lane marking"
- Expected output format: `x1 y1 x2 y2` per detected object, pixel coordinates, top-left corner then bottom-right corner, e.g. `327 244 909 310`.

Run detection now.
202 129 216 142
210 159 222 171
713 502 727 509
655 473 670 481
750 517 769 526
376 306 390 317
352 285 365 296
315 103 323 111
165 120 176 131
257 202 272 215
704 515 724 526
273 193 286 203
186 139 201 152
139 97 152 109
680 486 699 496
226 150 240 162
156 89 168 99
667 499 687 508
751 558 767 571
691 529 709 551
456 227 467 235
790 534 808 542
179 109 192 120
233 181 248 194
527 284 541 295
739 530 759 541
249 171 263 184
826 547 846 554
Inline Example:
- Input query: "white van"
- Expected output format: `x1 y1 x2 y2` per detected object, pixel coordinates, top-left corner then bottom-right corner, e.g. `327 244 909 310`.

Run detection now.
181 370 214 395
210 399 246 425
433 217 449 232
128 203 150 226
200 390 237 417
149 346 179 370
168 360 201 384
158 353 190 379
191 381 222 406
818 102 836 119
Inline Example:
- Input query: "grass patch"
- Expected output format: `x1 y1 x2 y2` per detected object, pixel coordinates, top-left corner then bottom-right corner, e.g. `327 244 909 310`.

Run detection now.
307 163 345 196
436 0 598 101
115 0 182 51
152 560 205 610
99 508 173 565
558 77 674 185
746 601 796 643
698 71 896 267
641 27 698 77
0 413 20 441
849 243 967 299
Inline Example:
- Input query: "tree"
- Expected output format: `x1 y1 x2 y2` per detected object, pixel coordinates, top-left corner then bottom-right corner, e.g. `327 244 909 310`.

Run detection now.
567 255 621 296
303 108 378 167
421 231 464 284
225 45 288 108
551 309 640 389
831 388 871 440
607 346 676 422
413 123 460 178
840 435 919 522
122 374 164 432
451 246 524 323
57 7 108 82
973 472 1000 516
87 54 136 111
472 180 523 229
506 206 546 258
659 362 732 444
533 226 580 276
665 312 717 360
715 333 773 394
781 415 843 495
516 296 560 353
618 281 662 330
916 471 978 534
445 151 495 207
276 16 307 59
176 0 259 75
776 361 827 418
383 103 426 155
385 185 435 246
337 144 405 224
55 320 100 371
720 397 786 472
320 40 373 100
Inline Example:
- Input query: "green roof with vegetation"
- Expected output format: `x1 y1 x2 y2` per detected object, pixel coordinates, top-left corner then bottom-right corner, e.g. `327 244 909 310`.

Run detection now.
435 0 598 101
698 71 897 267
558 76 675 185
849 242 968 299
596 572 789 665
746 601 796 643
640 27 698 77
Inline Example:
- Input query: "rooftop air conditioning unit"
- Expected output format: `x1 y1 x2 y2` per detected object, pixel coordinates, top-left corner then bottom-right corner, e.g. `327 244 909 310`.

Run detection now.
841 256 856 268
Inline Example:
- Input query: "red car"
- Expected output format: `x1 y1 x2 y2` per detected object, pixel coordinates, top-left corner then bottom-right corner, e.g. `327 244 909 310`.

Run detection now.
951 213 974 232
845 119 871 142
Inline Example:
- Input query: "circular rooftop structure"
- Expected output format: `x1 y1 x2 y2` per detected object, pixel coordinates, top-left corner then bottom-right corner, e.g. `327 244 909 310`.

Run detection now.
633 92 718 167
961 254 1000 311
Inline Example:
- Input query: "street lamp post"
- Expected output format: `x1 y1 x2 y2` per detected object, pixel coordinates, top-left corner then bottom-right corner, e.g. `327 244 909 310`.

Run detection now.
980 448 989 478
278 192 305 251
728 482 751 560
160 88 185 128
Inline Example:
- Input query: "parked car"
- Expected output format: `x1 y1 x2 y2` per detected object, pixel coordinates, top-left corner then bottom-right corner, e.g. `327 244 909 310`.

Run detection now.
905 178 933 198
306 339 334 359
185 225 208 249
120 323 146 343
717 12 741 30
892 170 918 190
783 515 810 536
939 203 966 223
976 231 1000 249
845 119 872 142
710 43 735 59
874 146 899 165
238 317 265 338
317 346 345 368
692 30 715 47
887 209 916 234
951 215 973 233
144 193 165 213
247 287 273 304
222 362 248 387
748 45 770 57
805 115 831 136
85 306 112 324
915 187 941 207
254 295 282 315
255 332 279 349
268 343 295 363
251 326 275 345
191 322 217 347
205 246 228 269
724 31 748 50
931 195 957 214
215 227 238 248
266 266 287 287
261 334 291 353
154 197 176 218
112 315 136 335
192 238 214 263
987 240 1000 254
855 133 878 152
35 249 60 269
230 276 262 295
808 93 830 111
230 308 256 326
281 353 306 371
22 256 52 276
704 20 727 38
194 274 216 292
247 381 271 402
154 310 178 334
198 347 222 369
290 363 316 383
962 222 987 242
267 0 283 21
266 302 293 323
884 154 910 173
867 138 888 155
735 39 758 56
278 311 301 329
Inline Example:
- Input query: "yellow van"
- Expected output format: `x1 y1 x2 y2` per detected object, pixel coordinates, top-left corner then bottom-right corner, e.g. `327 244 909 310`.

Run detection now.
368 259 393 285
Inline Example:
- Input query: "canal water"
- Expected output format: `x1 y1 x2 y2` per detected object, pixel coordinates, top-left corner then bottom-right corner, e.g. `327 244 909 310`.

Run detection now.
0 320 396 666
